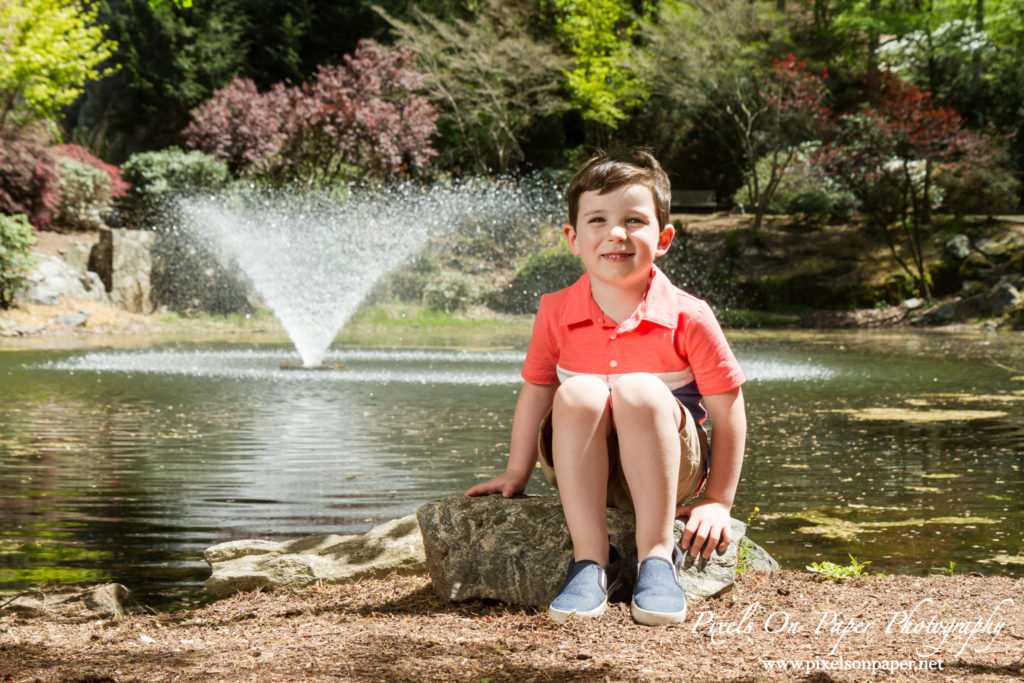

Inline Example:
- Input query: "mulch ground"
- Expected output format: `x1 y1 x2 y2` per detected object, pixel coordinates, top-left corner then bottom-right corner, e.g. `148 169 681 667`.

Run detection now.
2 570 1022 682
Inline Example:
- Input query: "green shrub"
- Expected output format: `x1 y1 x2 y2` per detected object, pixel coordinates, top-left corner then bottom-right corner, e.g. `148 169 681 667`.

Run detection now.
489 244 584 314
120 147 229 228
734 144 858 224
0 214 37 308
423 270 476 313
935 161 1021 218
55 158 113 230
807 554 871 581
386 253 441 303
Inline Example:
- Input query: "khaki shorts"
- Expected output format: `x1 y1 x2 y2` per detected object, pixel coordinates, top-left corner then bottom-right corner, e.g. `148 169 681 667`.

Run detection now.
537 397 709 512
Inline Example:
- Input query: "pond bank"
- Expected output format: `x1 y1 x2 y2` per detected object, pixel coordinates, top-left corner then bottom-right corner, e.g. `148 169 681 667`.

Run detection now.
5 214 1023 341
2 570 1022 681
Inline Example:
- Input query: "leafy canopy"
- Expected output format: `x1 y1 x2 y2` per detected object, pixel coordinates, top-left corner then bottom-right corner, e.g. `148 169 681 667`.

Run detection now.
547 0 647 129
0 0 116 127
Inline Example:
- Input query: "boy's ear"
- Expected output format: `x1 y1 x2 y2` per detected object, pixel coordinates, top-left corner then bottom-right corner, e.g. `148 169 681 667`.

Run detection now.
563 224 580 255
655 223 675 257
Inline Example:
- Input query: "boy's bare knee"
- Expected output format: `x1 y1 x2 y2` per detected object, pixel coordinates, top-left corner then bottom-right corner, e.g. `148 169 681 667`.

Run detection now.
610 373 671 412
553 375 609 415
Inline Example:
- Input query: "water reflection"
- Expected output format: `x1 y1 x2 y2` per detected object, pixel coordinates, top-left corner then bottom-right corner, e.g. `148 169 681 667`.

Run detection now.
1 331 1022 606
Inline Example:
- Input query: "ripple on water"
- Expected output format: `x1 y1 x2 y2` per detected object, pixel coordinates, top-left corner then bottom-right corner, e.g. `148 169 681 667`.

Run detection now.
44 349 838 385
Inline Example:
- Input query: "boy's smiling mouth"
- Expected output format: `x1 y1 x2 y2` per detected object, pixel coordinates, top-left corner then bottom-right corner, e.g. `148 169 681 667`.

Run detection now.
601 251 634 261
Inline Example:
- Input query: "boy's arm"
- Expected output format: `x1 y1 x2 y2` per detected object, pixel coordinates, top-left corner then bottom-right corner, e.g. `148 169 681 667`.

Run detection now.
465 381 557 498
676 386 746 558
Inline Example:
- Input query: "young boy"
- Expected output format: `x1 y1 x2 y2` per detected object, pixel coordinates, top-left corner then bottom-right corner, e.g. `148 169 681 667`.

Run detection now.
466 149 746 626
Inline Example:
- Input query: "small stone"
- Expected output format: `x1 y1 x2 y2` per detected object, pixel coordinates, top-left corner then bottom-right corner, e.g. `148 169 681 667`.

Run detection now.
923 302 959 324
740 538 780 571
975 238 1008 259
56 313 89 327
901 297 924 310
987 282 1021 316
960 280 985 296
944 234 971 260
26 285 60 306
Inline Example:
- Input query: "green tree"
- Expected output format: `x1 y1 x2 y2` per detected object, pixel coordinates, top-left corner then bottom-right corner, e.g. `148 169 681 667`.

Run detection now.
0 0 116 129
378 0 569 174
546 0 648 137
65 0 247 161
631 0 791 206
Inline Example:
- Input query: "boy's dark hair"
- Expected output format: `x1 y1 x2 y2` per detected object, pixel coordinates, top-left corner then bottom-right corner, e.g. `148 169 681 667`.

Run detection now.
567 148 671 230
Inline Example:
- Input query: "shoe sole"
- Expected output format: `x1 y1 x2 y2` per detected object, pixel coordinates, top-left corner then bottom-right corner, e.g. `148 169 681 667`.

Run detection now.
548 598 607 623
630 599 687 626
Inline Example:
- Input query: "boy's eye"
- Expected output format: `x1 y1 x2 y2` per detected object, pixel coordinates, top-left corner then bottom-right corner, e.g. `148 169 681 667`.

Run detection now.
588 216 606 224
627 217 644 224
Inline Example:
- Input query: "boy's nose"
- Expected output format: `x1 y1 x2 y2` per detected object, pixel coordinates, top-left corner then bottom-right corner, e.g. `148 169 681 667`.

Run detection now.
609 225 627 240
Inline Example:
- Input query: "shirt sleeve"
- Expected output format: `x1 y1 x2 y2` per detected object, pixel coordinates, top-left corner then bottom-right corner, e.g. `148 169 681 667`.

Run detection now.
521 293 560 385
678 300 745 396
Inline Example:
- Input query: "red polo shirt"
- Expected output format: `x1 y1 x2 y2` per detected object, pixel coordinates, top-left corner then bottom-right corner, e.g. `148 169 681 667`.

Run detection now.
521 266 745 425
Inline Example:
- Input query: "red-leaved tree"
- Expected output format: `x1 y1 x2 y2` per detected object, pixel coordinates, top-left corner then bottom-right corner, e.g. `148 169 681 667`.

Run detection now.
819 72 976 298
722 54 831 231
182 40 438 184
52 144 130 198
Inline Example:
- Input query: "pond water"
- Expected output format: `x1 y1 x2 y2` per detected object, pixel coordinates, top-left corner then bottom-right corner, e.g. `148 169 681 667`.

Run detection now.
1 329 1022 607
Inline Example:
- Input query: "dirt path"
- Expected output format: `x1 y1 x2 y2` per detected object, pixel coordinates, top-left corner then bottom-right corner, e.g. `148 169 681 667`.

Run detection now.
2 570 1022 681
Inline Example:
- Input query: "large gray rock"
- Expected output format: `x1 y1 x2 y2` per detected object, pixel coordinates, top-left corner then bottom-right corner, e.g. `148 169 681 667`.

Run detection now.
204 514 426 597
24 254 108 305
418 494 756 607
89 228 156 313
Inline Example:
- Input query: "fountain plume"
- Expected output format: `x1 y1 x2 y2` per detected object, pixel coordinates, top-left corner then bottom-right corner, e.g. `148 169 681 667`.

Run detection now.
176 177 561 367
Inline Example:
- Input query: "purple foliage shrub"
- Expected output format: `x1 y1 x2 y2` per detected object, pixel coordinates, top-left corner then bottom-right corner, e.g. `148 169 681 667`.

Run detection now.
183 40 438 183
0 132 60 228
181 78 287 177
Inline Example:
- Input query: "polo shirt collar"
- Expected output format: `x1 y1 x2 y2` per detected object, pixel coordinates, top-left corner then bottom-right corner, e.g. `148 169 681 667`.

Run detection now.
561 266 678 330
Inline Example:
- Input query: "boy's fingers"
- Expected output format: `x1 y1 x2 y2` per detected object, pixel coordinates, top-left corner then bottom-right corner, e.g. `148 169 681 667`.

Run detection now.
702 525 724 559
717 525 732 552
689 520 711 557
680 515 699 549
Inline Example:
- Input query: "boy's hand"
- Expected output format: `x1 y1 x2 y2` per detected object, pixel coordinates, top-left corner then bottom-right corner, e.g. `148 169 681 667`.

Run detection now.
675 499 733 559
465 471 529 498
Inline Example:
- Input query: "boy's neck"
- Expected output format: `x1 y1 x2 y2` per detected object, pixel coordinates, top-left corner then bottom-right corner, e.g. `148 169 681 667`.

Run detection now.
589 270 652 324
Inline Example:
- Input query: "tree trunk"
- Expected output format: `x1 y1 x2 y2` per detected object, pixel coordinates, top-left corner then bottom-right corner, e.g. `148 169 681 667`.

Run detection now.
867 0 881 73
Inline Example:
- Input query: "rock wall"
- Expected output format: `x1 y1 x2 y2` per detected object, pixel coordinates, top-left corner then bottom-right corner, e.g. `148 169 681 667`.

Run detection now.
89 228 156 313
915 231 1024 327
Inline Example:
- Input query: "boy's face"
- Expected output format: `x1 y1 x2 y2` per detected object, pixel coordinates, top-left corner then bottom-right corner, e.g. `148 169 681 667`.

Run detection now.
564 183 674 290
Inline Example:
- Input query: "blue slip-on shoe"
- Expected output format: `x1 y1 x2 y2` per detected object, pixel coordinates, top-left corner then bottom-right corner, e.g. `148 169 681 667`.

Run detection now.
630 546 687 625
548 549 621 623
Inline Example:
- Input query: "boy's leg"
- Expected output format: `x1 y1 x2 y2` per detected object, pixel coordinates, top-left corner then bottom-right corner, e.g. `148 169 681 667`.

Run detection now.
609 373 681 562
551 374 612 566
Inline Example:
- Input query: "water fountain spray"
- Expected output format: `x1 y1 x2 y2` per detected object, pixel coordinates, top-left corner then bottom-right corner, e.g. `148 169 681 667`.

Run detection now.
176 177 562 367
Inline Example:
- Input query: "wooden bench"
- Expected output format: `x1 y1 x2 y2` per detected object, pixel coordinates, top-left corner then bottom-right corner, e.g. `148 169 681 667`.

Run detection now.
670 189 717 213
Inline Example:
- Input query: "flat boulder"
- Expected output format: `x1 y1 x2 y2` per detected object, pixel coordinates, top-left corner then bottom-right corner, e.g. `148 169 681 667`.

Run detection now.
203 514 425 597
0 583 146 618
417 494 764 607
